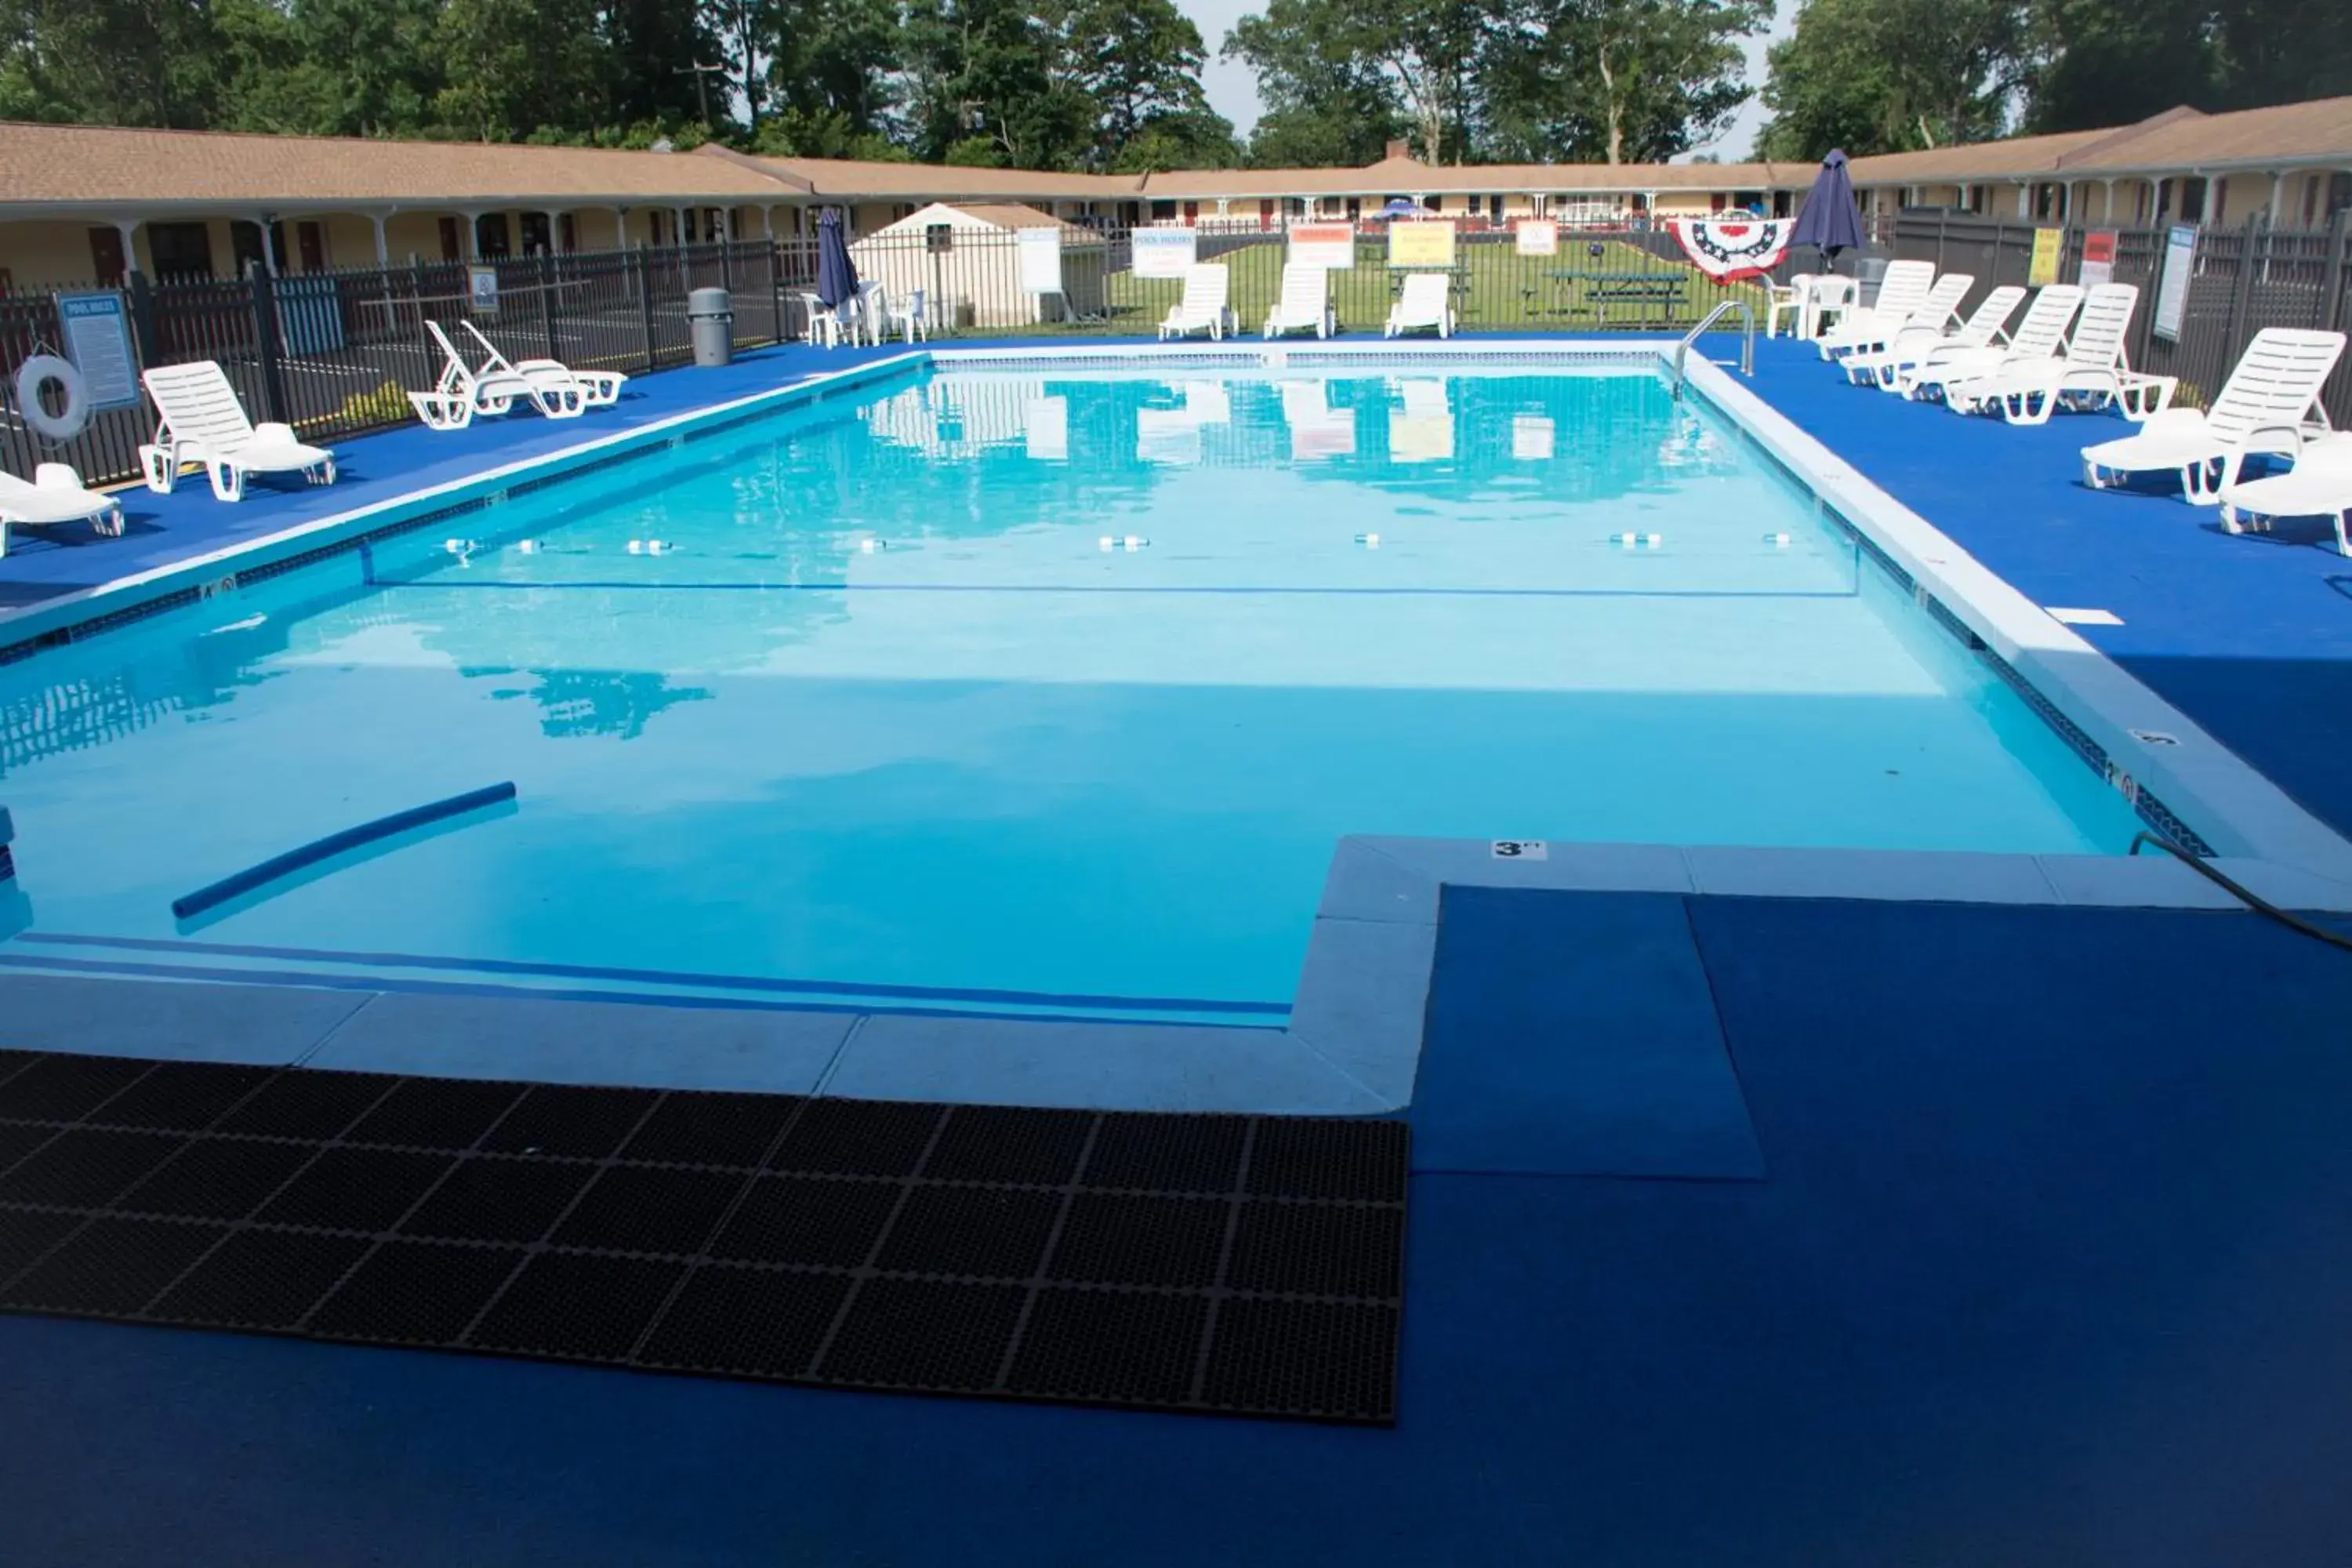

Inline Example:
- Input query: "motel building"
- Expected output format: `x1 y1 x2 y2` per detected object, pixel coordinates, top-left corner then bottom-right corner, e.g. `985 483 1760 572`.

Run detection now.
0 96 2349 292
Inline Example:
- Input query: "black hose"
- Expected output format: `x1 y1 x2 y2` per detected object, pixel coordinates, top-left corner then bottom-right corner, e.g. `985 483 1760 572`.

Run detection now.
2129 832 2352 953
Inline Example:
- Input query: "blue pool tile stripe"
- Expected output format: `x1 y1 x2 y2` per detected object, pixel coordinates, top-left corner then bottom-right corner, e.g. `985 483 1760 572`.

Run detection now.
13 931 1293 1019
0 952 1287 1032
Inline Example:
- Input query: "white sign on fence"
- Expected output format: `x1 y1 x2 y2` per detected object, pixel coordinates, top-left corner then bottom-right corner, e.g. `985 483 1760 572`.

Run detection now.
469 264 499 315
1515 220 1559 257
1017 226 1063 296
2152 223 2195 344
1131 227 1198 279
54 292 140 410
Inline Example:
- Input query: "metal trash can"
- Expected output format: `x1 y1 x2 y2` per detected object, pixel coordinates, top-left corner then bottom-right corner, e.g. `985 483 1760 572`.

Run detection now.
687 287 733 367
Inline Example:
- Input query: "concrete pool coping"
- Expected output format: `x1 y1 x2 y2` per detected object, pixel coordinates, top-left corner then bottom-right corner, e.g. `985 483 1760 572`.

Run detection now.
6 336 2352 1115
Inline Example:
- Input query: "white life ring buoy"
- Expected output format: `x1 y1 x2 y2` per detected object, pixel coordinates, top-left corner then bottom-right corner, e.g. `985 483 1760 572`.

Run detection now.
15 354 89 442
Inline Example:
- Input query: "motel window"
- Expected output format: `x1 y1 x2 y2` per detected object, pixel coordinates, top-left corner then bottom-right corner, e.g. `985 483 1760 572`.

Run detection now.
1489 194 1504 220
1346 198 1362 220
438 216 461 261
561 212 577 252
1710 193 1727 212
1182 201 1198 222
521 212 552 256
147 221 214 280
1426 194 1443 212
1151 200 1175 220
2330 173 2352 219
295 220 325 272
2180 176 2207 223
475 213 512 258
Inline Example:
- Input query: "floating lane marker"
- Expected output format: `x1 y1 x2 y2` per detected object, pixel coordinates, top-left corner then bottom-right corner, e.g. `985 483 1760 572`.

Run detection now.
171 783 518 921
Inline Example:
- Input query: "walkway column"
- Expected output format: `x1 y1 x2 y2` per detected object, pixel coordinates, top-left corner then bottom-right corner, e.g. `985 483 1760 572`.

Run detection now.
2268 171 2288 223
673 205 688 245
113 216 140 273
368 212 390 264
2015 183 2031 219
541 209 564 253
760 205 775 239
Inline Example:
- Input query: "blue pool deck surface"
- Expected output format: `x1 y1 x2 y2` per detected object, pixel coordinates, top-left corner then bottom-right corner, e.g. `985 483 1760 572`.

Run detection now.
5 334 2352 1564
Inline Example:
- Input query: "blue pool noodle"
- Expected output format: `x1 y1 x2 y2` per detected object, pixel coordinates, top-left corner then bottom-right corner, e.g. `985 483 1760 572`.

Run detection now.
170 783 517 920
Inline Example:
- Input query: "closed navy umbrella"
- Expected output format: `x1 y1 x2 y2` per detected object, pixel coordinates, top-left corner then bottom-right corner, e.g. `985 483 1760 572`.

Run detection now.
1791 149 1866 268
815 207 859 308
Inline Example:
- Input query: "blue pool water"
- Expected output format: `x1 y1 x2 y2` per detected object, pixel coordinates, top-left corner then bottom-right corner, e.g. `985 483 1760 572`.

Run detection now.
0 362 2146 1016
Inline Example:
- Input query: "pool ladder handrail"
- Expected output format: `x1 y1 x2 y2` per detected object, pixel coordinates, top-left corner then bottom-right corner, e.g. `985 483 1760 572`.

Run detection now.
1671 300 1755 398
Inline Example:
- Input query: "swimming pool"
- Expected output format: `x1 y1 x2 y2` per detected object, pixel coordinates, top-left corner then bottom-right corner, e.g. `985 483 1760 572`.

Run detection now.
0 358 2147 1019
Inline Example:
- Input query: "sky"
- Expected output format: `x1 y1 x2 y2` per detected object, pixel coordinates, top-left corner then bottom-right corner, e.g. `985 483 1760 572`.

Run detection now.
1181 0 1797 162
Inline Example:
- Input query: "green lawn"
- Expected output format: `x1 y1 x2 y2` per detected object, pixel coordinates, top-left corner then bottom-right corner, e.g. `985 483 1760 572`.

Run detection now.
1080 236 1769 337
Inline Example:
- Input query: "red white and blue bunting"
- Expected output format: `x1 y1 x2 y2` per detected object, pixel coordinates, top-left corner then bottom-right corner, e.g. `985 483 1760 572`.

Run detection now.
1669 218 1794 282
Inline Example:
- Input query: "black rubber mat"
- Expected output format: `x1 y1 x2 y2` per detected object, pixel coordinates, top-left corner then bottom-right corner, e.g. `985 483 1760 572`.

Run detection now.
0 1053 1407 1423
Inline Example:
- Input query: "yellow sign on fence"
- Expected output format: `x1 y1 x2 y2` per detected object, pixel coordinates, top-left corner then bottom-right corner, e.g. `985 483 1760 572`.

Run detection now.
1388 220 1457 270
2027 227 2064 287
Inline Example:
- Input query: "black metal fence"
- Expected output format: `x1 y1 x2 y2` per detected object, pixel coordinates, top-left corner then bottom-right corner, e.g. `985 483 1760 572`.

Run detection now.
29 210 2333 490
1893 210 2352 423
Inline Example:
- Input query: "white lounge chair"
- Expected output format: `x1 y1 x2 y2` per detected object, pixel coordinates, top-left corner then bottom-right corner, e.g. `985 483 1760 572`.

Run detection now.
1158 265 1232 341
1813 260 1934 359
0 463 123 556
1385 273 1454 339
2220 434 2352 555
1959 285 2169 424
2083 328 2347 504
408 321 583 430
137 361 336 502
1896 285 2083 405
1820 272 1973 361
460 320 625 408
1264 263 1332 339
1844 285 2024 390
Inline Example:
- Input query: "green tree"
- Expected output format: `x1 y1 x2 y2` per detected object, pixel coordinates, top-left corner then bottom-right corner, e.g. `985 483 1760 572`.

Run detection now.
433 0 609 140
902 0 1094 167
0 0 220 126
605 0 716 128
1109 107 1241 171
760 0 902 143
1487 0 1768 163
1755 0 2025 160
1054 0 1225 164
1223 0 1408 167
2023 0 2352 132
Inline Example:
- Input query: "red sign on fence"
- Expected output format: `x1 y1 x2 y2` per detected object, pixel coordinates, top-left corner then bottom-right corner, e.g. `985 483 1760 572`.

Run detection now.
2081 230 2118 288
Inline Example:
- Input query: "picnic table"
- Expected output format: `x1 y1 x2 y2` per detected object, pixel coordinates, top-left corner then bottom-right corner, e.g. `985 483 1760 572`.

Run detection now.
1549 269 1688 324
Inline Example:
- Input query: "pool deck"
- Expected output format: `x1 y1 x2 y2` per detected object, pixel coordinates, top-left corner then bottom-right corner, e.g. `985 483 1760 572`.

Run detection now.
6 334 2352 1564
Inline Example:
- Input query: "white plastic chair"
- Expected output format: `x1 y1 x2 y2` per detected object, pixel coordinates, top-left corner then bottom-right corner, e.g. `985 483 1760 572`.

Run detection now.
1897 285 2083 404
138 361 336 502
1764 273 1814 339
2221 433 2352 554
1158 265 1232 341
1844 285 2024 390
886 289 930 343
1264 263 1332 339
1820 272 1973 361
1813 260 1934 358
408 321 583 430
1962 285 2159 424
460 320 624 408
800 292 844 348
2084 328 2347 503
1385 273 1454 339
0 463 123 556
